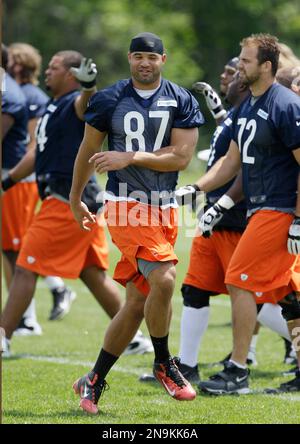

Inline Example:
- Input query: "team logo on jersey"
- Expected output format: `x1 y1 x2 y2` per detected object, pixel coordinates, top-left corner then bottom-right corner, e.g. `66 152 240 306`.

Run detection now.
240 273 248 281
296 121 300 126
47 104 57 113
157 99 177 107
224 117 232 127
255 292 263 297
27 256 36 264
257 109 269 120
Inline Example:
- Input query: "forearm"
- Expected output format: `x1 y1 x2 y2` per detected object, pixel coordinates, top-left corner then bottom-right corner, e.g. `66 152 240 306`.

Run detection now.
70 142 96 202
195 155 240 193
131 144 193 172
225 169 244 204
9 148 36 182
75 88 97 120
295 173 300 217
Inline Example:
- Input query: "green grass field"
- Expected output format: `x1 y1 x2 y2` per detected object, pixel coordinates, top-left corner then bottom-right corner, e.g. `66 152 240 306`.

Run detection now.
2 165 300 424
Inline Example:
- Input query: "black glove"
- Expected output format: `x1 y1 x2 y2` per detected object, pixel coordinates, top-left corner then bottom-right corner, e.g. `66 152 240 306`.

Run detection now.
287 216 300 255
175 184 201 209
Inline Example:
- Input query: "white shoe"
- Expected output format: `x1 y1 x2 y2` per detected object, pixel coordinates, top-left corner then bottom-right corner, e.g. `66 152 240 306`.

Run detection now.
246 349 258 367
1 336 11 358
123 331 154 355
14 317 43 336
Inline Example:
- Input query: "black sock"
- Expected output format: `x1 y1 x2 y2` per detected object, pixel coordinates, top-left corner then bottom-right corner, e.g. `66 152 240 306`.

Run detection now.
93 348 119 381
150 334 170 363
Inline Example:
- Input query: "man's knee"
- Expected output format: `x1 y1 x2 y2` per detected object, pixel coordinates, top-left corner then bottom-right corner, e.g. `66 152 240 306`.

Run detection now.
147 261 176 293
181 284 211 309
280 293 300 322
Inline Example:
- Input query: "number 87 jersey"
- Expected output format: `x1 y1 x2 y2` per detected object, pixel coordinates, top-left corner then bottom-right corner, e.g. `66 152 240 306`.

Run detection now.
231 83 300 211
84 78 204 203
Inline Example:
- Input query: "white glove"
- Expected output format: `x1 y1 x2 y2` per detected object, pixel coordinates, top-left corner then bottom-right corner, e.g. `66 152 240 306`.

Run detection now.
199 194 235 237
193 82 226 120
287 216 300 255
70 58 97 90
175 184 201 210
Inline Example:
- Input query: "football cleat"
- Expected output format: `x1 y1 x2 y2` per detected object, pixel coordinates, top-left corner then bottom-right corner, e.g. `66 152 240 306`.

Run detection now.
282 366 298 377
153 357 196 400
265 368 300 394
123 330 154 355
139 362 200 384
49 287 76 321
73 371 108 415
14 317 43 336
1 335 11 358
199 361 250 395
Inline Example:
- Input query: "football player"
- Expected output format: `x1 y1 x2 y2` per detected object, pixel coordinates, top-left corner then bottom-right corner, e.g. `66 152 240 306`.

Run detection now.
7 42 76 328
196 34 300 394
70 32 204 413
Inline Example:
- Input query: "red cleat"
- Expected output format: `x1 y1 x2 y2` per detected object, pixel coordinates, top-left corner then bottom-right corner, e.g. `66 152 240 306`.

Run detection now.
153 357 196 401
73 371 108 415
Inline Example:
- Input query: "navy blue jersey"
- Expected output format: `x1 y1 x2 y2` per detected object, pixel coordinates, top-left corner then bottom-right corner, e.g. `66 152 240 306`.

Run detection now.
232 83 300 211
2 74 28 168
85 78 204 205
35 90 101 211
21 83 49 119
206 110 247 232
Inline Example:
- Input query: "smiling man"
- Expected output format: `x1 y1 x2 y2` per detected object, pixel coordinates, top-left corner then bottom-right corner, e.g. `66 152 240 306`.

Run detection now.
70 32 204 413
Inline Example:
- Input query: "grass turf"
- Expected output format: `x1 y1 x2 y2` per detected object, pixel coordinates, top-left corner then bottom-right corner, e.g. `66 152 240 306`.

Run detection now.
2 165 300 424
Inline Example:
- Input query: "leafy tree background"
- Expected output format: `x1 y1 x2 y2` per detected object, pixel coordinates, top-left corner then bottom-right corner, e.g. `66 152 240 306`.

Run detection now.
4 0 300 147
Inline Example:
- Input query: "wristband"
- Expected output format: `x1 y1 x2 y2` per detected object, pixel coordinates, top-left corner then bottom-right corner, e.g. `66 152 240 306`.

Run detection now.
2 175 16 191
217 194 235 210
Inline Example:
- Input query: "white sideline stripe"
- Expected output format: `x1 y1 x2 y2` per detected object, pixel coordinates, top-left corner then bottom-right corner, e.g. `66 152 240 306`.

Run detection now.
16 354 147 376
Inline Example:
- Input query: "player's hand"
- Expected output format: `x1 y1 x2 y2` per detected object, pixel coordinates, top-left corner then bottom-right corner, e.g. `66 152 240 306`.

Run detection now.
192 82 226 120
70 58 97 90
287 216 300 255
175 184 201 209
199 194 235 237
70 200 96 231
89 151 134 173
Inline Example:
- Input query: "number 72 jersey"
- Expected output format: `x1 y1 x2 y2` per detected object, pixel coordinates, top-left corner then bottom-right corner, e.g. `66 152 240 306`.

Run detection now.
85 78 204 202
231 83 300 211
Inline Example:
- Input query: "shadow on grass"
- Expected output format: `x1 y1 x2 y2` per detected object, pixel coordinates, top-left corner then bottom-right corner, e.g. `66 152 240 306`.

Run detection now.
3 408 117 422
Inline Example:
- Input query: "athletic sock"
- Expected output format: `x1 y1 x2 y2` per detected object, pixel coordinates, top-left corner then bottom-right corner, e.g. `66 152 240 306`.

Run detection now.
23 299 37 321
93 348 119 381
257 303 290 340
229 359 247 370
179 306 210 367
150 334 170 363
44 276 65 291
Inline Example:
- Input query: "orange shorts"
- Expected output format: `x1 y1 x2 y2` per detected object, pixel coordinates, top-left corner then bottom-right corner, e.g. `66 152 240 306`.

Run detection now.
184 229 242 295
2 182 39 251
17 197 108 278
105 201 178 296
225 210 300 304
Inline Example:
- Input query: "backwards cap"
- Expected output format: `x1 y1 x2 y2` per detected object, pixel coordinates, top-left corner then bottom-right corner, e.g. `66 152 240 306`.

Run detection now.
129 32 164 55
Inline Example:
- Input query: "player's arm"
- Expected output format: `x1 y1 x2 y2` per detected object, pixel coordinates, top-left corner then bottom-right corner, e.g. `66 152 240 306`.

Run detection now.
71 58 98 120
196 139 241 192
90 127 199 173
27 117 39 152
2 113 14 138
2 147 36 191
287 147 300 254
69 123 106 230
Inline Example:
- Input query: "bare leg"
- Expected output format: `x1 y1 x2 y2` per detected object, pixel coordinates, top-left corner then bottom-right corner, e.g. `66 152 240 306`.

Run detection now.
144 262 176 337
227 284 257 366
2 250 18 290
102 281 145 356
0 266 38 339
80 266 122 319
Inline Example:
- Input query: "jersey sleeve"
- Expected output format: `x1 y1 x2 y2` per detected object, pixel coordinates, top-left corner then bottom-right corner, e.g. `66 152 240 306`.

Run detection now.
277 101 300 151
84 91 113 132
2 93 24 118
173 90 204 128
